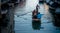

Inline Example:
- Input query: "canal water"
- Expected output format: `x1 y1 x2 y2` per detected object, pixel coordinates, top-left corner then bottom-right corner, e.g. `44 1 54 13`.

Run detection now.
14 0 60 33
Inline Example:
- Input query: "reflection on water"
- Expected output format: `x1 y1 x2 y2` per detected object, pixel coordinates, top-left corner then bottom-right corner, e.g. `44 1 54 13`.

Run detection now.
32 20 41 30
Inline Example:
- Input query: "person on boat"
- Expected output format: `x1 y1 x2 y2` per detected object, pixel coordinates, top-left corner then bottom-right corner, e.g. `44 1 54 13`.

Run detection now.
32 10 36 16
32 10 37 19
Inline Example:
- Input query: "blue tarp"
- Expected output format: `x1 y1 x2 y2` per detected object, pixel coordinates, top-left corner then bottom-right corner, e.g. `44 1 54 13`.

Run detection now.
37 13 44 19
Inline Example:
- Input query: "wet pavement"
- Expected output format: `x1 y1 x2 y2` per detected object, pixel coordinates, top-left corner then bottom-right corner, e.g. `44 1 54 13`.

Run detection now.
14 0 60 33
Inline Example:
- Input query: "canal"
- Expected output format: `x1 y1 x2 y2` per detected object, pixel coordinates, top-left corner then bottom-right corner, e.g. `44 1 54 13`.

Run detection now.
14 0 60 33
